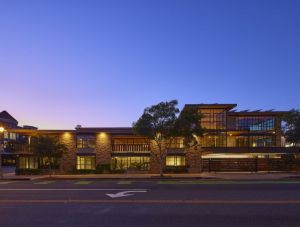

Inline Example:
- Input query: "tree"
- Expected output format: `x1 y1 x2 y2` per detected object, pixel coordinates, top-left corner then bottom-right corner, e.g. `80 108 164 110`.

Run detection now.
31 136 67 175
283 109 300 146
133 100 203 176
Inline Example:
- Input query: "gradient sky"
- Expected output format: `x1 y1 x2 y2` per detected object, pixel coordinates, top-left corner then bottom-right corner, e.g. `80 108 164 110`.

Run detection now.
0 0 299 129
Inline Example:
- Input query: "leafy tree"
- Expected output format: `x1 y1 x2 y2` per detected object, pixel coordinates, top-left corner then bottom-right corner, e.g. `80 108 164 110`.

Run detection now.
133 100 203 176
283 109 300 146
31 136 67 175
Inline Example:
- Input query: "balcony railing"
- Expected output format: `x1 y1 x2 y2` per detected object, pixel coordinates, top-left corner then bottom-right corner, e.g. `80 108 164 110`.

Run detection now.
112 144 150 153
4 144 31 153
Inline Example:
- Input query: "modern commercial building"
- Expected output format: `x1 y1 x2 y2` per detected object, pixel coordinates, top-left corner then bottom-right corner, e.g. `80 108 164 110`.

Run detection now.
1 104 299 173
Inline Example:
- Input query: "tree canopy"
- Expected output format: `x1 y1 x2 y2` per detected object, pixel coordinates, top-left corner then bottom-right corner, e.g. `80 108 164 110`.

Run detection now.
133 100 204 176
31 135 67 169
283 109 300 146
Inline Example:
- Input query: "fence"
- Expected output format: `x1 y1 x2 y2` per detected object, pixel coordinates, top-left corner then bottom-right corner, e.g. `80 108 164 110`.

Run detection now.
202 158 300 172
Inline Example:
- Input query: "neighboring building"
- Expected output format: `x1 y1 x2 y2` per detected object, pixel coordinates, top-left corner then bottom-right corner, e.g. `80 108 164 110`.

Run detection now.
1 104 300 173
0 111 20 166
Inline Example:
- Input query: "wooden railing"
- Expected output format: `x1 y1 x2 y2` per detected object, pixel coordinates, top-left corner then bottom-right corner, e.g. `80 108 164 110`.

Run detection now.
112 144 150 153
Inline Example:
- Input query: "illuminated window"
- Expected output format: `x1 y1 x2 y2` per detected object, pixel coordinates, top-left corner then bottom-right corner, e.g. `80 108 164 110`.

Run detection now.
166 155 186 166
76 155 96 170
199 109 226 130
111 156 150 170
77 135 96 148
236 116 275 131
18 156 39 169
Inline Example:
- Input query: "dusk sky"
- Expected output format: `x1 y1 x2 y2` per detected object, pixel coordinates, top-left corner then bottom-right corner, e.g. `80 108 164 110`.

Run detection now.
0 0 299 129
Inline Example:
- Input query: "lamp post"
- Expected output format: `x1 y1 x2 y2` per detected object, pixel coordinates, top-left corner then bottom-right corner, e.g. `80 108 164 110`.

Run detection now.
0 126 5 178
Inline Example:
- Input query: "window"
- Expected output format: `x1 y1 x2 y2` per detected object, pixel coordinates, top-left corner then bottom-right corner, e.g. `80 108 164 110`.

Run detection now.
201 134 226 147
18 156 39 169
111 156 150 170
250 136 275 147
166 155 186 166
236 116 275 131
199 109 227 130
169 138 184 148
235 135 275 147
76 155 95 170
77 135 96 148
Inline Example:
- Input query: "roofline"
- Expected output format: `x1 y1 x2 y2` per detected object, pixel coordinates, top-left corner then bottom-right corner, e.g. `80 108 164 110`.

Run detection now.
183 104 237 110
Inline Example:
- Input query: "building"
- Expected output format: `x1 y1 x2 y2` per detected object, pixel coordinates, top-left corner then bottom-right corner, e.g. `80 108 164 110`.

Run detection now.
1 104 299 173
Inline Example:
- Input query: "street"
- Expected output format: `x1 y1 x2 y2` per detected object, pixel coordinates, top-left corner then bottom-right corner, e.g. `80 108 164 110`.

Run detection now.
1 179 300 226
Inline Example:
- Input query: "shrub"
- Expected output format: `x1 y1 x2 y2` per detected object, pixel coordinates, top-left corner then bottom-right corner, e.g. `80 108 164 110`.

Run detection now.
95 164 111 173
110 169 126 174
164 166 188 173
72 169 96 174
16 168 42 175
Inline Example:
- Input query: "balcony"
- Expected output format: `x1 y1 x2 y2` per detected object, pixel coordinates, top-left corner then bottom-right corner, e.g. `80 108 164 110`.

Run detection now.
112 144 150 155
4 143 31 154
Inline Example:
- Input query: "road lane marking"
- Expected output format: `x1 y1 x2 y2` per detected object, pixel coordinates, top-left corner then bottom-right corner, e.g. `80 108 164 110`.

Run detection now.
75 181 92 185
1 199 300 204
157 180 300 185
0 188 147 191
0 182 15 185
117 181 132 185
34 181 55 185
106 190 147 198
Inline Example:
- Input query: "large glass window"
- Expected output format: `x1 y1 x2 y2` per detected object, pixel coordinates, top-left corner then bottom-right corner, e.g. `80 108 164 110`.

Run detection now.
250 136 275 147
77 135 96 148
169 138 184 148
111 156 150 170
236 116 275 131
166 155 186 166
199 109 227 130
18 156 39 169
201 134 226 147
235 135 275 147
76 155 96 170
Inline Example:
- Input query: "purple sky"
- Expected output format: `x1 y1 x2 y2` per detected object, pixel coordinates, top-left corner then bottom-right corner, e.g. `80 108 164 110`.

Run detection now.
1 0 299 129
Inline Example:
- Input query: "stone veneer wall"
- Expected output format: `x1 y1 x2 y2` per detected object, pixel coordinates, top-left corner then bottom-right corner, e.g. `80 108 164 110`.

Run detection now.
275 116 283 147
186 146 201 173
95 132 111 166
59 132 76 173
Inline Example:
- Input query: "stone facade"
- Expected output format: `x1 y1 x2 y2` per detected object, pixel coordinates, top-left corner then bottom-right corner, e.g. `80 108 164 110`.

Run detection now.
95 132 111 166
59 132 76 173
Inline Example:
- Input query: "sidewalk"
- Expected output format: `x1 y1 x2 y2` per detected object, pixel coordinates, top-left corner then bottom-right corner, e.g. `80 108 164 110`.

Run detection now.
2 172 300 180
2 172 300 181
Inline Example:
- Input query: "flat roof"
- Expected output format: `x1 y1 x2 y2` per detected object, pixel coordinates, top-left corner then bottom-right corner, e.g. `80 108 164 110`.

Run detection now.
183 104 237 110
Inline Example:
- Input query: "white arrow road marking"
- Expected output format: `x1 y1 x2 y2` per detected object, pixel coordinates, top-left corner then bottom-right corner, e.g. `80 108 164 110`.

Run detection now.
106 190 147 198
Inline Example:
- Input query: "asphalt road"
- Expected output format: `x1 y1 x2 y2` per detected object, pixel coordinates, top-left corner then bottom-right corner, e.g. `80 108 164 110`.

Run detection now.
1 179 300 227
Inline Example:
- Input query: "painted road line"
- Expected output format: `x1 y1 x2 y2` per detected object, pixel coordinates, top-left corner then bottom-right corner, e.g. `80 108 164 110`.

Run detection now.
157 180 300 185
34 181 56 185
0 182 15 185
117 181 132 185
0 188 147 191
1 199 300 204
75 181 92 185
